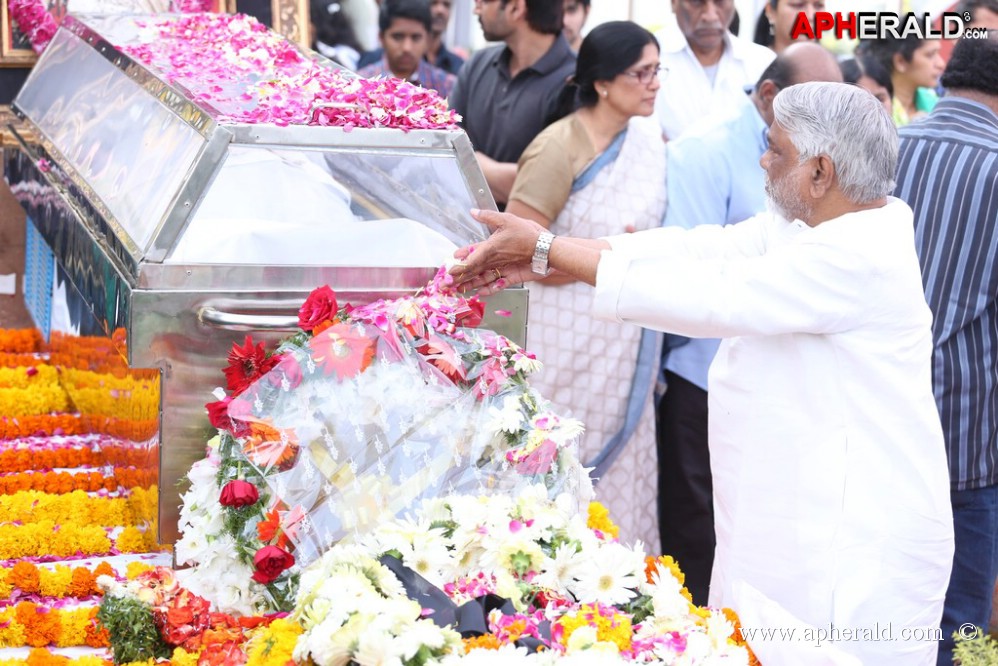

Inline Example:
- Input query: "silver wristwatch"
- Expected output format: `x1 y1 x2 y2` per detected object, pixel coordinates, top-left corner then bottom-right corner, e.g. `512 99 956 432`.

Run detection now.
531 231 555 275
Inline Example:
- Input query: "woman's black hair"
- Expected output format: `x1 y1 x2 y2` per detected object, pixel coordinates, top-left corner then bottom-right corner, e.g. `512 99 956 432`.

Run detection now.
547 20 658 124
753 7 772 46
840 54 894 99
858 35 927 76
310 1 363 55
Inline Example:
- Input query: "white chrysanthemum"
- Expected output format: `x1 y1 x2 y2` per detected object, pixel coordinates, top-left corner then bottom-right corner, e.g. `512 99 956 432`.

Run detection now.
353 629 404 666
316 569 381 606
369 517 427 554
484 394 525 434
302 615 357 666
561 515 600 554
298 595 334 630
569 542 644 606
391 619 458 660
645 569 692 628
477 532 545 578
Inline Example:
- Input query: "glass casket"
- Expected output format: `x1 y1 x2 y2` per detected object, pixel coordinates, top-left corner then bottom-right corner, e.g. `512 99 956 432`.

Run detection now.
3 13 527 543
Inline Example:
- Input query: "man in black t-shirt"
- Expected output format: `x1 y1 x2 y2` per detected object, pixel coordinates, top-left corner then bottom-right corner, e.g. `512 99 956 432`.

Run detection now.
449 0 575 206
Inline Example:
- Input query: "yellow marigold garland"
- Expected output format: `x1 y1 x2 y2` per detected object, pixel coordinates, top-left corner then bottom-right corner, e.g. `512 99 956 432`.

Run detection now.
0 385 69 418
0 488 157 528
0 366 59 389
59 370 159 422
0 522 160 559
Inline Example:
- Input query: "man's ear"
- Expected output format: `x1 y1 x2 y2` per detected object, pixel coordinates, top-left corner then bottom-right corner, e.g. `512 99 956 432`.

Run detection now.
758 80 780 107
809 154 836 198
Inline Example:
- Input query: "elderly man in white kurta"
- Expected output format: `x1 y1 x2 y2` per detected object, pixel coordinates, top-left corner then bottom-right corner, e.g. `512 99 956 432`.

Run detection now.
451 81 954 665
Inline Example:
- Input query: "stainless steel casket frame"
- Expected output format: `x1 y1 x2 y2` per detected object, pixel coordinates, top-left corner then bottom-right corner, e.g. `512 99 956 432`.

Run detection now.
4 14 528 544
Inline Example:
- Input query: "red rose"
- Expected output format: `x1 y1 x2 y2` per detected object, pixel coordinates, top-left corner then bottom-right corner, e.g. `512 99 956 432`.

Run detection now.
455 296 485 328
219 480 259 508
252 546 295 584
206 396 232 430
298 286 338 332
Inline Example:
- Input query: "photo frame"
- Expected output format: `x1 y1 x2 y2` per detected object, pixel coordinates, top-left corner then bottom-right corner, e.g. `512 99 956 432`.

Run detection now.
1 0 65 67
269 0 309 49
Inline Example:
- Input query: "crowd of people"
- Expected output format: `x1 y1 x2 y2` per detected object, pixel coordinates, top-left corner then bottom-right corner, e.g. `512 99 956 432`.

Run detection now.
310 1 997 664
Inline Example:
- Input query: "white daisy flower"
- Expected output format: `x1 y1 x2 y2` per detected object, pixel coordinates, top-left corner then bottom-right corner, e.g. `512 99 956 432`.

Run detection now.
569 542 644 606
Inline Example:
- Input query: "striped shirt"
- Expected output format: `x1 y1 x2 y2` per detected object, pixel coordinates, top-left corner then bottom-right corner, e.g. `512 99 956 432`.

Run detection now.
357 58 456 99
895 97 998 491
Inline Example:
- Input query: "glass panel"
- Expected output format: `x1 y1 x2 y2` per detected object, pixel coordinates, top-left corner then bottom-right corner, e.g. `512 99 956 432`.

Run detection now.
169 146 489 266
15 28 205 253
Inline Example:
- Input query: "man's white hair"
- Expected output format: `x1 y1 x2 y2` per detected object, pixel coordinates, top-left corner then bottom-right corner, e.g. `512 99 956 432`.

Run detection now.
772 81 897 205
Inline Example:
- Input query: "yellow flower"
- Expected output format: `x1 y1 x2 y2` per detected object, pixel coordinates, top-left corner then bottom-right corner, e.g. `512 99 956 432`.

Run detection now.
0 608 26 647
125 562 155 579
169 647 201 666
0 570 12 598
39 567 72 598
555 604 632 653
586 502 620 539
53 608 92 647
115 527 149 554
246 619 303 666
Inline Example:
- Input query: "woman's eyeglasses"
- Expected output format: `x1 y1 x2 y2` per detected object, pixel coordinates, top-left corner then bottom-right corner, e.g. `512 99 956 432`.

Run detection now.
622 66 666 85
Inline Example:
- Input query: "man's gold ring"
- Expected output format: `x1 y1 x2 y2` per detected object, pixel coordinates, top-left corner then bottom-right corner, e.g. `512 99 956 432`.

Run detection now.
492 268 502 282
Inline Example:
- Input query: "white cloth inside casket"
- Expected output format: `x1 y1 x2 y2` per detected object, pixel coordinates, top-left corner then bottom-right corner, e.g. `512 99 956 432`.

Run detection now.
169 149 457 265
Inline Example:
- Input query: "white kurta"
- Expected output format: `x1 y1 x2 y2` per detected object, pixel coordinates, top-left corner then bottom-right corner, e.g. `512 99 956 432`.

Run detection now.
592 199 954 665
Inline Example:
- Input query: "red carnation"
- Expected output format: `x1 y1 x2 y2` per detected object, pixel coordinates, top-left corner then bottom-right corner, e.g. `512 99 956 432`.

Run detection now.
223 335 280 395
298 286 338 333
251 545 295 584
218 479 259 508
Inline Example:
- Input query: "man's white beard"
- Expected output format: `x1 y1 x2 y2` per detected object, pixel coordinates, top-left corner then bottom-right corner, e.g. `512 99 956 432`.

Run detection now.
765 175 812 223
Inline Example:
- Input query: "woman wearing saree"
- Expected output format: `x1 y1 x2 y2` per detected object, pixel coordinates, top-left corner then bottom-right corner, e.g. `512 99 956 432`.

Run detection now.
506 21 666 548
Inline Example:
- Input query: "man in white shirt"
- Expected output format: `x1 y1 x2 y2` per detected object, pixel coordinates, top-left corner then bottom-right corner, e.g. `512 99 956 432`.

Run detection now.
656 0 774 141
452 82 954 665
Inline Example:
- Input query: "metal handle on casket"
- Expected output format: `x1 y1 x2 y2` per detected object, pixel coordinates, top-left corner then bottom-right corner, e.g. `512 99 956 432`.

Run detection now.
198 305 300 331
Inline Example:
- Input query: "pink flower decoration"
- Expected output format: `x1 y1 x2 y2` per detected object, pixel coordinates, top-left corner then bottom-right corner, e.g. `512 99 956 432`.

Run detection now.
117 13 460 129
7 0 60 54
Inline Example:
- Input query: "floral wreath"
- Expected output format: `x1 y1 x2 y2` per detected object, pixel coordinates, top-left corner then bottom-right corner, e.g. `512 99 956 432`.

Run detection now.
94 268 757 666
173 266 589 615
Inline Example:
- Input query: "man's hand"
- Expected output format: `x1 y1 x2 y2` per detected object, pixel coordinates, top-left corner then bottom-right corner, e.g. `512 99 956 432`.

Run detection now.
451 208 547 293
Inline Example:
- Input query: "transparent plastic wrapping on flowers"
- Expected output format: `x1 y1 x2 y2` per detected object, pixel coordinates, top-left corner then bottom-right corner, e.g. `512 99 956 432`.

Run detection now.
226 318 593 568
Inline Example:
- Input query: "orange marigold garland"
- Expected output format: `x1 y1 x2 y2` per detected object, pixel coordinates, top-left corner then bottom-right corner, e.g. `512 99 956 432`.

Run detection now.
0 330 43 354
0 603 109 649
0 468 156 495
